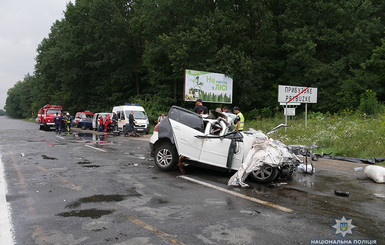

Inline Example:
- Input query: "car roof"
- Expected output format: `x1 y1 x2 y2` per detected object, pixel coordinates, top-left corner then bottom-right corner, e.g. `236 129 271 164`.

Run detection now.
76 111 94 115
169 105 195 115
113 105 145 111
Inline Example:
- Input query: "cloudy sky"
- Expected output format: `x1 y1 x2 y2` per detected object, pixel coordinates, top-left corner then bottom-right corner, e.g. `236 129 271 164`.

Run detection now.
0 0 72 110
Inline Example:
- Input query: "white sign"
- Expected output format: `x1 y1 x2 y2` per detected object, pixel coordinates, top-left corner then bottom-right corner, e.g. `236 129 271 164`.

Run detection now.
278 85 317 103
280 102 300 106
284 108 295 116
184 69 233 103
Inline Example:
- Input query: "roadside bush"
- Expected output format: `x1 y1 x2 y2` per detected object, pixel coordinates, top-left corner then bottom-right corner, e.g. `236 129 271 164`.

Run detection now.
261 107 273 118
358 89 383 115
244 108 260 120
308 111 325 120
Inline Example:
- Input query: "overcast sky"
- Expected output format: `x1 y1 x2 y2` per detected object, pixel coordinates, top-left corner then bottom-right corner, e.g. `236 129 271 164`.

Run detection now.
0 0 72 110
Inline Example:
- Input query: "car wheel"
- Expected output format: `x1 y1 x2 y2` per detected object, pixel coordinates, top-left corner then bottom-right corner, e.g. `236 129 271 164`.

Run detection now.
81 124 87 130
39 124 44 130
250 165 279 183
154 142 178 171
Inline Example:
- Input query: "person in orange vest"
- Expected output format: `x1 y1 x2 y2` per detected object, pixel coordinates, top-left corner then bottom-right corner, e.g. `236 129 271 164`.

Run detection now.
104 115 111 133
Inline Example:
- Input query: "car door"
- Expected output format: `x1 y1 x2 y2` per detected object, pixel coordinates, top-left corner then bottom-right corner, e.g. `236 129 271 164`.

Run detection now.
167 107 205 161
199 132 245 170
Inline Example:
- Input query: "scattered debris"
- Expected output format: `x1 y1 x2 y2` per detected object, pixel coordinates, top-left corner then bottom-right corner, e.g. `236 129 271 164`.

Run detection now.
321 155 385 164
267 182 288 188
297 164 315 174
364 165 385 183
20 153 25 157
334 190 350 197
240 210 261 216
353 167 364 171
374 193 385 198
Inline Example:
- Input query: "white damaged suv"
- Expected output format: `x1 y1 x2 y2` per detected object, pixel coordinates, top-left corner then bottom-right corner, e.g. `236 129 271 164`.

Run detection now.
149 106 302 183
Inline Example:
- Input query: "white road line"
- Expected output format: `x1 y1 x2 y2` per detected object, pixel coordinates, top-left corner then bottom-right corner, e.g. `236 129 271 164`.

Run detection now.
56 135 65 140
178 175 293 213
0 154 15 245
85 144 107 152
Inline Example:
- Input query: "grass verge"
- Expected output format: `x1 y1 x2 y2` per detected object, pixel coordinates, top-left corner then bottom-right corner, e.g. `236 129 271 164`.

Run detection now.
246 112 385 160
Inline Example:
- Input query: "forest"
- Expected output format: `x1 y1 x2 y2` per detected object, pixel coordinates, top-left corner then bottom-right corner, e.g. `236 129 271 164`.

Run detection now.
5 0 385 120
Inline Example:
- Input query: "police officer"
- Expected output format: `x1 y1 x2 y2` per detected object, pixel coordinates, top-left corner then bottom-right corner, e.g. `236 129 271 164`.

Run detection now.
233 106 244 131
54 113 62 133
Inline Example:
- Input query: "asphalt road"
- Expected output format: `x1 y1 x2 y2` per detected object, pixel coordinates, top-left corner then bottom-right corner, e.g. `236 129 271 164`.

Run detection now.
0 116 384 245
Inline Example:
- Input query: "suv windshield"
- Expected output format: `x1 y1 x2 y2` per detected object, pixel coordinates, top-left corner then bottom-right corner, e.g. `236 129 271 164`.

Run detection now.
125 110 147 119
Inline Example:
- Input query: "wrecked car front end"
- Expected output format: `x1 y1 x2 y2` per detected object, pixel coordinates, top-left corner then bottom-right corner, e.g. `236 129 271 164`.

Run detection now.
150 106 310 185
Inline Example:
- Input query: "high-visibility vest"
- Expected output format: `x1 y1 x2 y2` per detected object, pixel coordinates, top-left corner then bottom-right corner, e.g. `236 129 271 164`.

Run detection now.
237 112 244 131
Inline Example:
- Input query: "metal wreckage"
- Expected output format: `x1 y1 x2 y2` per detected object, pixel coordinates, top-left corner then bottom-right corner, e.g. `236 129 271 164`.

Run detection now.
150 106 318 187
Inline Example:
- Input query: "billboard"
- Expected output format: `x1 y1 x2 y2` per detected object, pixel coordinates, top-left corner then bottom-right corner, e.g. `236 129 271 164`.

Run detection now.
184 69 233 103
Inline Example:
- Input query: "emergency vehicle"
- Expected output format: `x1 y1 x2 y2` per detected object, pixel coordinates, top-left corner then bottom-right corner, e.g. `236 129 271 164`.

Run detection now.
112 104 150 134
36 104 63 130
74 111 94 130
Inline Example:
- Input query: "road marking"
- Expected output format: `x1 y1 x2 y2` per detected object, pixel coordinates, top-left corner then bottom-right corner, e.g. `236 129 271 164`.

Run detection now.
56 135 65 140
6 149 47 243
85 144 107 152
0 153 15 245
35 165 186 245
178 175 293 213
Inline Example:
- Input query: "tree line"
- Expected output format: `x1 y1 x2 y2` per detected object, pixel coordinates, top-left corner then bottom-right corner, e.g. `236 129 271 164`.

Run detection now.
5 0 385 120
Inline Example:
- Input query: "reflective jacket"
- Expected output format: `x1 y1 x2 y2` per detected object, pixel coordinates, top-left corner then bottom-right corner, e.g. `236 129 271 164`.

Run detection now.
236 112 244 131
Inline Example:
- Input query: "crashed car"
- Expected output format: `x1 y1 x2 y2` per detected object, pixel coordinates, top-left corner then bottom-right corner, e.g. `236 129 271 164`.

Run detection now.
149 106 303 184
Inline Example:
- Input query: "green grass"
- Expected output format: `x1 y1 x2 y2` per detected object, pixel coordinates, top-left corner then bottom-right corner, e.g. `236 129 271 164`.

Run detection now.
246 112 385 160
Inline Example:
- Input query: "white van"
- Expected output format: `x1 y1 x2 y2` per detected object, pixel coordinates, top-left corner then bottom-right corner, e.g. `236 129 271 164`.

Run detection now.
112 105 150 134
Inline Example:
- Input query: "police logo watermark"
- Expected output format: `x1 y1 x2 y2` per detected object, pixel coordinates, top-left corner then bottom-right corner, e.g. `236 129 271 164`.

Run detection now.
332 216 356 237
310 217 378 244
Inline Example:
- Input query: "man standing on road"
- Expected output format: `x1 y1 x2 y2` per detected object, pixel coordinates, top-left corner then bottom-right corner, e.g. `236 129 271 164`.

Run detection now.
112 112 119 136
65 113 72 133
233 106 244 131
104 114 111 134
98 116 104 132
54 113 62 134
126 111 138 137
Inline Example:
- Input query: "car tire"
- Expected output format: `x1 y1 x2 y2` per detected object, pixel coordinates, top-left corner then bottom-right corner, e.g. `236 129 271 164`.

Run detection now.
154 142 178 171
249 165 279 183
39 124 44 130
81 124 87 130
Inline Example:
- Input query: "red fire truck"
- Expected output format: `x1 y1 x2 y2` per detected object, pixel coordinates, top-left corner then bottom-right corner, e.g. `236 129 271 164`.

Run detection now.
36 104 63 130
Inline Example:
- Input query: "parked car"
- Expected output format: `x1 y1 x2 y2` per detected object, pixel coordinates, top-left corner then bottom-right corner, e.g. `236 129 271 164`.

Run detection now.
149 106 302 183
112 104 150 134
74 111 94 130
92 112 112 130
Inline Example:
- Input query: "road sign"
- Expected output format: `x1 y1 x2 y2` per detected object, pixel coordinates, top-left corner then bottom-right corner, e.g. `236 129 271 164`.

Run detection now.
284 108 295 116
278 85 317 103
280 102 300 106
